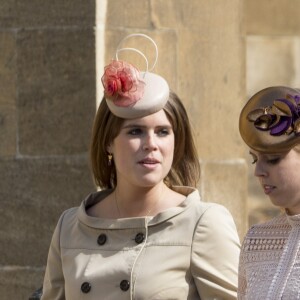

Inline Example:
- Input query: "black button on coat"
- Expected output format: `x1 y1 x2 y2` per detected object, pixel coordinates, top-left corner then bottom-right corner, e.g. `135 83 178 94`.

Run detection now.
97 233 107 245
81 282 91 293
120 280 130 291
135 232 145 244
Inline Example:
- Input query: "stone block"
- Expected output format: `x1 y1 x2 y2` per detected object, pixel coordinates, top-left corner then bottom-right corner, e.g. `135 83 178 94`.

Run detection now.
0 1 16 28
152 0 242 36
0 0 95 28
0 32 17 156
245 0 300 35
17 29 96 156
246 36 296 98
0 266 44 300
177 29 246 159
106 0 151 28
0 156 95 266
200 159 248 239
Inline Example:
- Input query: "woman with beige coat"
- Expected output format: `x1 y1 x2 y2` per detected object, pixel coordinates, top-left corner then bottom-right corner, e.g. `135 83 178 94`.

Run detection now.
41 34 240 300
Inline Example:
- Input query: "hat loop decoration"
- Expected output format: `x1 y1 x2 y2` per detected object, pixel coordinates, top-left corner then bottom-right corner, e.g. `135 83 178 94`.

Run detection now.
101 33 170 119
115 33 159 73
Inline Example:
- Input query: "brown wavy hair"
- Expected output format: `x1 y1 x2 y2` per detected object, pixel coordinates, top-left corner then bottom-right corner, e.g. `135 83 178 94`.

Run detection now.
90 91 200 189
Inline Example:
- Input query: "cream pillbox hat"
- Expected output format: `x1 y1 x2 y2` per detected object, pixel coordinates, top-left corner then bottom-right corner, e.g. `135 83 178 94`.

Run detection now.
101 33 169 119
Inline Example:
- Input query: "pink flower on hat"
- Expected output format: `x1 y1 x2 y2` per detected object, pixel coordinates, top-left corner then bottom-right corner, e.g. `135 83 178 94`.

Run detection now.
101 60 145 107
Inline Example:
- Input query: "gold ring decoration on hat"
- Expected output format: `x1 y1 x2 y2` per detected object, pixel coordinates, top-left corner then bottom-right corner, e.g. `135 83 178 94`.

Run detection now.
101 33 170 119
239 86 300 153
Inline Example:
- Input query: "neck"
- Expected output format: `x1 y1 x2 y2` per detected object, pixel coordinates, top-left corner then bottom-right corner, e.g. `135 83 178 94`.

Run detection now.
114 183 168 218
285 207 300 216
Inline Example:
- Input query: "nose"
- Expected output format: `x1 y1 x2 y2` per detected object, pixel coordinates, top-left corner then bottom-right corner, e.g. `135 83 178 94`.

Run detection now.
142 133 158 151
254 160 267 178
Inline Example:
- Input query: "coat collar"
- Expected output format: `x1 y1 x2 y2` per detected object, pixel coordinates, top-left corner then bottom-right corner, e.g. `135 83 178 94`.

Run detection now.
77 186 200 229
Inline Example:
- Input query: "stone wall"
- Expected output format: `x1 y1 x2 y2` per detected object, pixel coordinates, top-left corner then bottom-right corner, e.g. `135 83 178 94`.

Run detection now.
0 2 96 299
244 0 300 225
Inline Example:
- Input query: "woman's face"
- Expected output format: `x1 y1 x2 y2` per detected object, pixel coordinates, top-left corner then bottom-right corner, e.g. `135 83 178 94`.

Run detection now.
250 148 300 215
109 109 175 189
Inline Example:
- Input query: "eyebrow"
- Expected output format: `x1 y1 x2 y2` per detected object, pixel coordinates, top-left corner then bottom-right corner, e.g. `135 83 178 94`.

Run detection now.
122 124 173 129
249 151 283 158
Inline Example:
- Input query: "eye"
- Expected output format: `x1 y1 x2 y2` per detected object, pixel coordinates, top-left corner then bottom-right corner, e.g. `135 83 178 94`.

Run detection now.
157 128 171 136
127 128 143 135
267 157 281 165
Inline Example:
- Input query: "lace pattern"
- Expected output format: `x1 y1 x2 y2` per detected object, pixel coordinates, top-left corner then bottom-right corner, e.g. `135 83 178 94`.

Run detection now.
238 213 300 300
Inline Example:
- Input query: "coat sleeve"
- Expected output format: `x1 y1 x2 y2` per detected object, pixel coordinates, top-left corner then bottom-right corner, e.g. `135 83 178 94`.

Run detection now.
191 204 241 300
41 212 66 300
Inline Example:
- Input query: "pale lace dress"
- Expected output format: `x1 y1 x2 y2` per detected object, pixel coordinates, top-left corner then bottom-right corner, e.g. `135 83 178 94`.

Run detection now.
238 213 300 299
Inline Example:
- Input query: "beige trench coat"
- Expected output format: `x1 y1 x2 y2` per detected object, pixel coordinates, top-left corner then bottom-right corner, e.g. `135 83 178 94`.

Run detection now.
41 186 240 300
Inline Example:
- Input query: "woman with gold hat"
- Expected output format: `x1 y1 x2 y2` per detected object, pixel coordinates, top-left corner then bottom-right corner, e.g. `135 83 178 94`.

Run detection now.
238 86 300 299
41 34 240 300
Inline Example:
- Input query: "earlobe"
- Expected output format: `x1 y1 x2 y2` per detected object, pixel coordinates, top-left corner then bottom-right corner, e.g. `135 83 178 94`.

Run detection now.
106 144 112 154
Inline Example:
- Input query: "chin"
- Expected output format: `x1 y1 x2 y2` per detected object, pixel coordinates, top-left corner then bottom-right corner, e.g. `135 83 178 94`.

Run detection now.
139 181 161 188
135 178 163 188
269 198 285 209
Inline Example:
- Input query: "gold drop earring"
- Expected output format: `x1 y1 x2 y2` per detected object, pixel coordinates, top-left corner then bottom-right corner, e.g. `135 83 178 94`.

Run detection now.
108 153 113 166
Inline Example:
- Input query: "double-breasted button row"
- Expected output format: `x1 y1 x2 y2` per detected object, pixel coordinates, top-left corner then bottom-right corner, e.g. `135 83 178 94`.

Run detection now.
81 280 130 293
97 232 145 245
81 282 91 293
120 280 130 291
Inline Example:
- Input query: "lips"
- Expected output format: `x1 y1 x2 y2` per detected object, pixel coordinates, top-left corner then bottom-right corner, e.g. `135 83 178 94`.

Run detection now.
262 184 276 194
138 158 159 164
138 157 161 170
